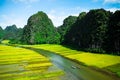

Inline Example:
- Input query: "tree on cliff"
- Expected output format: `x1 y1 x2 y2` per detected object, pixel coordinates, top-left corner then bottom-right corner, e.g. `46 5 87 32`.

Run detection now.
104 10 120 54
21 11 60 44
63 9 112 53
0 26 4 42
57 16 77 42
3 25 18 40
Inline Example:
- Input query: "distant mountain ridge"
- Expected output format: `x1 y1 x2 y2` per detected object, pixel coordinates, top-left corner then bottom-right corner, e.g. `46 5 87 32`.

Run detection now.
0 25 23 43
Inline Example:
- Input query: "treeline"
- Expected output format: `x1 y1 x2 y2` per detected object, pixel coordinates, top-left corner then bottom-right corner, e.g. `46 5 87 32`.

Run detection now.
0 25 23 43
0 9 119 55
58 9 120 55
0 11 60 44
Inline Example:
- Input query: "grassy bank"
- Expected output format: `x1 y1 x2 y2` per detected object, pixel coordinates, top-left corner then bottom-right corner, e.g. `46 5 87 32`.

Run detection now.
27 44 120 77
0 45 64 80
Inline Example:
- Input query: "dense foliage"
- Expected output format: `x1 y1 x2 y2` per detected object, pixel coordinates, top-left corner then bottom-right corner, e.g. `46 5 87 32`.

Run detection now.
62 12 87 46
57 16 77 42
60 9 119 55
104 10 120 54
0 26 4 42
9 27 23 44
0 9 119 55
0 25 23 44
4 25 18 40
21 11 60 44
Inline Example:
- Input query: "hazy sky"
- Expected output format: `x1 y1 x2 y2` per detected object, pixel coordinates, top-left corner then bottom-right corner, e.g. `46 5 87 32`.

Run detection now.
0 0 120 28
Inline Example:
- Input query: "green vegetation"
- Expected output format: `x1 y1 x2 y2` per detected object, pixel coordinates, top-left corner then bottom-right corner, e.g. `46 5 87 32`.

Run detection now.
0 45 64 80
3 25 18 40
57 16 77 42
21 11 60 44
103 10 120 54
63 9 111 53
61 9 120 55
0 9 119 55
27 44 120 77
1 40 10 44
0 9 120 79
0 25 23 44
0 26 4 42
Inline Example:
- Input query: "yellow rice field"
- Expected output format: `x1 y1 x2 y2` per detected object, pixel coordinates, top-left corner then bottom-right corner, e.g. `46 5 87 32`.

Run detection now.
28 44 120 77
0 44 64 80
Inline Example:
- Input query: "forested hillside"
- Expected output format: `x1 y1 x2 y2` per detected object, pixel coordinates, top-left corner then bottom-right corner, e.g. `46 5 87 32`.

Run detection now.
103 10 120 54
0 26 4 42
21 11 60 44
0 9 120 55
0 25 23 43
59 9 120 55
57 16 77 42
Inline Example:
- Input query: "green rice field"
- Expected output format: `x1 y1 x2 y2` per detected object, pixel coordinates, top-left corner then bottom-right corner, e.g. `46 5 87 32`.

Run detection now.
1 41 120 80
0 44 64 80
27 44 120 77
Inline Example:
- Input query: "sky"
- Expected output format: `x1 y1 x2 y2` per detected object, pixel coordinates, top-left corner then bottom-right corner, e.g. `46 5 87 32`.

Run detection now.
0 0 120 29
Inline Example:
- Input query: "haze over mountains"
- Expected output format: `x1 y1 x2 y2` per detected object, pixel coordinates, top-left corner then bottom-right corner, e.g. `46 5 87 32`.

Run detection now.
0 9 120 55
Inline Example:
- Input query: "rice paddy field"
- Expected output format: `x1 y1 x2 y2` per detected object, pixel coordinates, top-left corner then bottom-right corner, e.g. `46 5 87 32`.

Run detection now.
28 44 120 77
1 40 120 80
0 44 64 80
